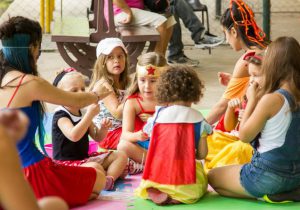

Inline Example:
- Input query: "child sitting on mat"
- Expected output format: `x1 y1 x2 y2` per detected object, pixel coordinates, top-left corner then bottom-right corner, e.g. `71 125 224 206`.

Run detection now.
204 52 263 171
89 38 130 150
52 68 127 190
118 52 167 174
135 65 212 205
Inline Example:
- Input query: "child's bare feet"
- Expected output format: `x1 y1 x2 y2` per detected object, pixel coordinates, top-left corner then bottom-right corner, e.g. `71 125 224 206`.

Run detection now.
147 188 181 205
147 187 169 205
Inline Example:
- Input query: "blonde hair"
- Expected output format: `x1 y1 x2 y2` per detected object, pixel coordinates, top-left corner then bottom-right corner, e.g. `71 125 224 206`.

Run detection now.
88 48 130 96
127 52 167 96
56 71 86 88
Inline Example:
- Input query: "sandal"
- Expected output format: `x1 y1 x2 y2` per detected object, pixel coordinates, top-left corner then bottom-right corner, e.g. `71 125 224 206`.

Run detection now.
127 158 144 175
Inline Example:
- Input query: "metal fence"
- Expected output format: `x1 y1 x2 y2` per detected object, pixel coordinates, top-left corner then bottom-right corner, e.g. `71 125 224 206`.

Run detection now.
0 0 300 48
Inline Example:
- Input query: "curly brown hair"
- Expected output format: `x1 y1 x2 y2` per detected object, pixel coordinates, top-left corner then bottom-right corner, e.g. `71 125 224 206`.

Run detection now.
156 65 205 104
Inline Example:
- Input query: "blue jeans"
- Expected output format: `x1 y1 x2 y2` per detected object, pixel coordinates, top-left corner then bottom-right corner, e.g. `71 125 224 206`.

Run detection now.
168 0 205 59
240 151 300 198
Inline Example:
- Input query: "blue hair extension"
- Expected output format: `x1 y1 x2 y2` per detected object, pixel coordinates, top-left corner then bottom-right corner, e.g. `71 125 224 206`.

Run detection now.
2 34 32 73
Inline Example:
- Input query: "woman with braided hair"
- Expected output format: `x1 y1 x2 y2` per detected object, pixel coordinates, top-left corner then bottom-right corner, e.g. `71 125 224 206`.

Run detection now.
206 0 269 125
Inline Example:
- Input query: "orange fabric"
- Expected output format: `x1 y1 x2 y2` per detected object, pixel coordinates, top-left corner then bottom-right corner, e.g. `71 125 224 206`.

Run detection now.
143 123 196 185
222 77 249 100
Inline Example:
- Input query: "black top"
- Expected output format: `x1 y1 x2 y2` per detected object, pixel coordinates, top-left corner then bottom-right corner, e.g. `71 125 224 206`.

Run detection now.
52 106 89 160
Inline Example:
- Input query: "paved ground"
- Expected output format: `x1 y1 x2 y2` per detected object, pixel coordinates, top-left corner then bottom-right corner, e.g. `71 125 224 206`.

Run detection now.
1 0 300 112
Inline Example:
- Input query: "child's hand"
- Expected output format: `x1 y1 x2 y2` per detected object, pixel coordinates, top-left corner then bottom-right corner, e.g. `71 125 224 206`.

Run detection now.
101 118 112 129
228 98 242 109
0 110 29 143
238 109 245 122
139 113 152 122
135 130 149 141
86 103 100 117
246 81 260 102
218 72 231 86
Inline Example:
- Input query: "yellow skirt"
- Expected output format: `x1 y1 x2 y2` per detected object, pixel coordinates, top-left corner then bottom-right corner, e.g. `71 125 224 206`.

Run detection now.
135 161 207 204
204 130 253 172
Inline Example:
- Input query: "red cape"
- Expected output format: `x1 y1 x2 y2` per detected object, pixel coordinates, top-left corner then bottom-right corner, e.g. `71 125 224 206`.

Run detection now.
142 123 196 185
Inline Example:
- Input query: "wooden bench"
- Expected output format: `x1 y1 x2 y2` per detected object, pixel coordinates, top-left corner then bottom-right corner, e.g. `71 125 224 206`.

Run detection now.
52 0 160 77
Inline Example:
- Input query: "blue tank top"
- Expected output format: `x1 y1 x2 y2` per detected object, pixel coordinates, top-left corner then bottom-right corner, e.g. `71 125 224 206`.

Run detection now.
17 102 45 167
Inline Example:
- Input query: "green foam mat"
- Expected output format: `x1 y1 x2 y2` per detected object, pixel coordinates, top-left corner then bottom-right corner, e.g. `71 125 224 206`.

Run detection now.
128 192 300 210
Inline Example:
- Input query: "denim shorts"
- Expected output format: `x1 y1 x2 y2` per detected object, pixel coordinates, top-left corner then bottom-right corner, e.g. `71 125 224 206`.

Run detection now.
240 152 300 198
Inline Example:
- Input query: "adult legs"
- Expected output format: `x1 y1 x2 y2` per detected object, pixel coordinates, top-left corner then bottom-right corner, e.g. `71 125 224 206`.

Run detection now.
156 21 173 55
167 14 184 60
168 0 205 64
115 8 172 55
171 0 205 44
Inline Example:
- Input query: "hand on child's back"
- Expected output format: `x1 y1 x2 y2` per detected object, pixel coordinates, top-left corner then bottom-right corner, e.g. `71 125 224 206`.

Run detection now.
86 103 100 118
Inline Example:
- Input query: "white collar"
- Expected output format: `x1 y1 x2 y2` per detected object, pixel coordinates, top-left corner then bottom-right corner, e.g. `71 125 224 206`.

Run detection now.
155 105 204 123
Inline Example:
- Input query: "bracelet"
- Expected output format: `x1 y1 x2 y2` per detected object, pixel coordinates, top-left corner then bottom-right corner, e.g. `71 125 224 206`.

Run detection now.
92 91 100 101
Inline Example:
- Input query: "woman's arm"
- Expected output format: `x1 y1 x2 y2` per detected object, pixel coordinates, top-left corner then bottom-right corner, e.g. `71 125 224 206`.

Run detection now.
120 100 148 142
239 85 284 142
207 55 250 125
24 76 110 108
0 127 40 210
206 97 229 125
